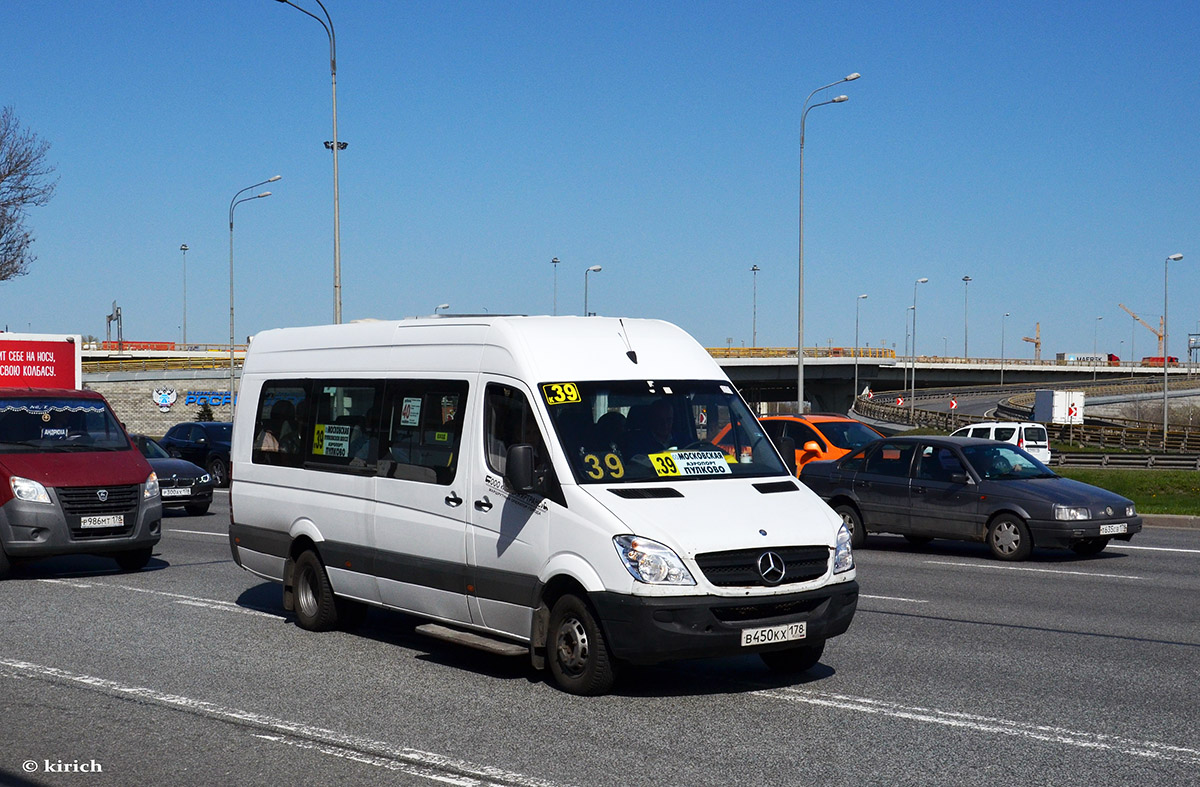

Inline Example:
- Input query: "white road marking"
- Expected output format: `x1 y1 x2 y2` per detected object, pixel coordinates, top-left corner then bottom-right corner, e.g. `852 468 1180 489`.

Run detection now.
173 599 278 618
0 658 563 787
859 594 929 604
37 579 280 618
756 687 1200 765
1108 544 1200 554
167 529 227 537
924 560 1141 580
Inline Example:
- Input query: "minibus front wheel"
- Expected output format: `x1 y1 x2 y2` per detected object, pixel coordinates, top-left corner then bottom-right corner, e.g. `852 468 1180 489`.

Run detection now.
547 594 616 696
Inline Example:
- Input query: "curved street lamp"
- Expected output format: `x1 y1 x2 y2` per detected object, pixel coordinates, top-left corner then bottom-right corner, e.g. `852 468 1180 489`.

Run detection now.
584 265 602 316
180 244 189 348
275 0 343 323
552 257 561 315
751 265 761 347
962 275 972 357
797 72 859 414
854 293 868 400
909 277 928 422
434 303 450 314
1001 312 1010 385
229 175 281 403
1164 253 1184 446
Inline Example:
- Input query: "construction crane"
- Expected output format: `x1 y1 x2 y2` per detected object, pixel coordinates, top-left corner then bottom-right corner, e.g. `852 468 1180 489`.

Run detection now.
1022 322 1041 361
1118 303 1164 356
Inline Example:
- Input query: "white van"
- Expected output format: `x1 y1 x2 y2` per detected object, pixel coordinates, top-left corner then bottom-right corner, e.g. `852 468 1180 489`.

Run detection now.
229 316 857 695
949 421 1052 463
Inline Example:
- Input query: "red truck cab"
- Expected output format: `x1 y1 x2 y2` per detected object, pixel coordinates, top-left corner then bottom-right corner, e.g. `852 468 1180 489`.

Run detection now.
0 388 162 578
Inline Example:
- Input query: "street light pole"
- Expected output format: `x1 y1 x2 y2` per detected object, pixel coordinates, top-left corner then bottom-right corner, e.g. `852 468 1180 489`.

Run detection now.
584 265 602 316
797 72 859 415
962 275 971 357
229 176 281 408
276 0 342 323
854 294 867 400
552 257 560 315
751 265 761 347
909 277 928 422
1164 253 1184 447
1001 312 1010 385
1093 315 1103 381
180 244 189 348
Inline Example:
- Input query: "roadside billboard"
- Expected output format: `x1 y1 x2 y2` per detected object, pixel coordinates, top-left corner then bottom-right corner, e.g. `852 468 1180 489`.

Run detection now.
0 333 83 389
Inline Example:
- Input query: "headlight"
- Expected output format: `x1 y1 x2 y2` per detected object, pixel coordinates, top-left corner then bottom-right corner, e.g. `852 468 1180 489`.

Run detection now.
200 473 212 485
613 535 695 585
1054 505 1090 521
834 523 854 574
144 472 160 499
10 476 51 504
1126 505 1135 517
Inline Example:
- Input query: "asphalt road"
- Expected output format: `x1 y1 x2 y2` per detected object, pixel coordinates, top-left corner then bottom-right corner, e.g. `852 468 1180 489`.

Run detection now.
2 493 1199 787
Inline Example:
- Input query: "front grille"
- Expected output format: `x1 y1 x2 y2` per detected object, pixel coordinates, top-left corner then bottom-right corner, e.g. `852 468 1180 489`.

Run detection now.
695 545 829 587
711 596 825 623
159 475 202 489
58 485 140 516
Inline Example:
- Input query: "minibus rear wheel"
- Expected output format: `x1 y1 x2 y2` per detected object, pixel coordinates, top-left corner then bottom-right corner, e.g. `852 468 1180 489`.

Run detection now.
294 550 340 631
547 594 615 696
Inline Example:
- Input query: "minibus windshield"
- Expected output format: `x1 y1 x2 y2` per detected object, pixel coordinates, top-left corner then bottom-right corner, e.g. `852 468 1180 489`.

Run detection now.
540 379 788 483
0 398 130 453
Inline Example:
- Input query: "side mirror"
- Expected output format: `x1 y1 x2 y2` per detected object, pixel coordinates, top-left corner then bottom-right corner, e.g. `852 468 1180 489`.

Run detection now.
779 436 798 477
505 444 537 494
949 472 969 485
803 441 821 453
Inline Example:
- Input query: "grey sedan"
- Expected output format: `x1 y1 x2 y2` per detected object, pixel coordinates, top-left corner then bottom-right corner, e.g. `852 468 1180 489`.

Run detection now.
800 436 1141 560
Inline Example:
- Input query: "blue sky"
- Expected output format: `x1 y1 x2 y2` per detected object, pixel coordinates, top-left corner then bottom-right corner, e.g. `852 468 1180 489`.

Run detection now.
4 1 1199 360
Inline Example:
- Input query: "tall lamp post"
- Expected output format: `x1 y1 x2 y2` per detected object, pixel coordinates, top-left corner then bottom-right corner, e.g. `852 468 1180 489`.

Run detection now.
180 244 189 348
751 265 761 347
552 257 560 315
797 72 859 414
962 275 972 357
909 277 928 422
1093 315 1103 381
1001 312 1010 385
584 265 602 316
229 176 281 405
275 0 343 323
1163 253 1184 447
853 293 868 400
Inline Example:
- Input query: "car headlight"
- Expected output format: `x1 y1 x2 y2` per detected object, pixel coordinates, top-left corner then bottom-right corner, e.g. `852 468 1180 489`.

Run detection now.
613 535 695 585
834 523 854 574
11 476 51 504
200 473 212 485
144 472 160 499
1054 505 1090 521
1126 505 1135 517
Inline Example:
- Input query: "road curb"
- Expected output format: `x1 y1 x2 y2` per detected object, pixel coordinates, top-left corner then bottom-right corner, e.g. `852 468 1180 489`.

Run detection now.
1141 514 1200 529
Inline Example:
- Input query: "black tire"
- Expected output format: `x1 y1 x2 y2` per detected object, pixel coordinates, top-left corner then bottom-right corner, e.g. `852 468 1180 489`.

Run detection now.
988 514 1032 561
184 502 211 516
904 535 934 546
207 456 228 487
547 594 616 696
114 548 153 572
760 640 826 674
293 550 340 631
834 504 866 549
1070 537 1110 556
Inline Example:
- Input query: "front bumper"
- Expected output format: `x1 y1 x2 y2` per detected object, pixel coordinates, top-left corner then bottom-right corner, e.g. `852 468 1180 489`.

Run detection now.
590 580 859 665
0 496 162 558
1029 516 1143 549
158 485 213 510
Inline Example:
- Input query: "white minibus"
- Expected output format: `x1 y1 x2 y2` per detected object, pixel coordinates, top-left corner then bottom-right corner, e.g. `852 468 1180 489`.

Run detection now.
229 316 857 694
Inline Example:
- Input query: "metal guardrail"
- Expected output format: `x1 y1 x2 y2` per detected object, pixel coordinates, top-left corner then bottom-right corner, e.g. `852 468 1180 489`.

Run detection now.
82 356 244 374
707 346 897 359
1051 453 1200 470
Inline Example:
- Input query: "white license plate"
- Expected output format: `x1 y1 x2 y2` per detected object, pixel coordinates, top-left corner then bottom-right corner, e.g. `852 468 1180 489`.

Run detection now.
741 621 807 647
1100 523 1127 536
161 487 192 497
80 515 124 528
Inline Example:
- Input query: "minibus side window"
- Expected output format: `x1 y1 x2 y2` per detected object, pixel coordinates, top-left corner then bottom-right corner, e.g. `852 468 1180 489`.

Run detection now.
379 380 468 485
252 382 310 468
484 384 549 478
308 381 381 471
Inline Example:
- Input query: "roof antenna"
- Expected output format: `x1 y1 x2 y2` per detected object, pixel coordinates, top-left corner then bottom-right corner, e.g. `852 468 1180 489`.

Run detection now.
618 319 638 364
